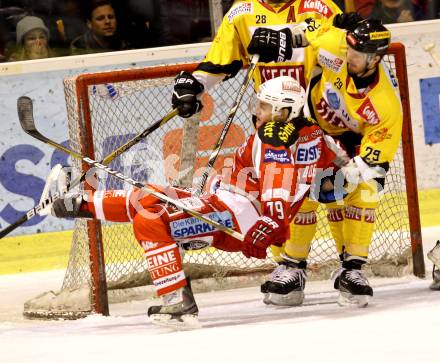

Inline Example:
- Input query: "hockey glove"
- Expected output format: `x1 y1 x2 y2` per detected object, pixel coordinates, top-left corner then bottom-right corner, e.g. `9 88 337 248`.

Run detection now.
290 22 309 48
172 71 204 118
51 193 93 219
242 216 286 259
247 27 293 63
333 12 364 31
341 156 387 186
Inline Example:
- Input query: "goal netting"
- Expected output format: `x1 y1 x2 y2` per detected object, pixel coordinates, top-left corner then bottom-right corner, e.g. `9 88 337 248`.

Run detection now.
23 43 424 319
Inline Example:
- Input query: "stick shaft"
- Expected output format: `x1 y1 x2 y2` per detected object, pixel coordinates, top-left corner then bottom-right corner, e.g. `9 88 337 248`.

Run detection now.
15 98 244 241
0 99 177 239
80 156 244 240
194 54 259 196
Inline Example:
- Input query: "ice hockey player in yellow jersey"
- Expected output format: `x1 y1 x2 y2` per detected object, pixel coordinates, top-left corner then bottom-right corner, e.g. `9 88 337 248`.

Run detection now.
170 0 342 118
262 19 401 308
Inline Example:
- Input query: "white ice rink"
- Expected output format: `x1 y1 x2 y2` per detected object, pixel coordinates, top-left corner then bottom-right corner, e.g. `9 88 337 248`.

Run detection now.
1 227 439 363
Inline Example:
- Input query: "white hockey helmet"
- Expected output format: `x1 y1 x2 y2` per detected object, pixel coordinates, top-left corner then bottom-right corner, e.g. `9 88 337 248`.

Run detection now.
256 76 306 122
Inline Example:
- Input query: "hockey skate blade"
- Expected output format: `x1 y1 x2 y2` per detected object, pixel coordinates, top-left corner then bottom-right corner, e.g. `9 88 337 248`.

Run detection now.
429 280 440 291
265 291 304 307
262 293 271 305
149 313 201 330
337 291 370 308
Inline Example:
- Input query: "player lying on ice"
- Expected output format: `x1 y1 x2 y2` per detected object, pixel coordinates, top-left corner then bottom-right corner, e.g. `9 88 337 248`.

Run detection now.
50 75 343 327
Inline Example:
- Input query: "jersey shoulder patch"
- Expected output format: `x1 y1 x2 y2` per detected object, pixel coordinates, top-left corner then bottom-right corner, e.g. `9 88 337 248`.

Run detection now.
258 121 299 147
227 2 253 23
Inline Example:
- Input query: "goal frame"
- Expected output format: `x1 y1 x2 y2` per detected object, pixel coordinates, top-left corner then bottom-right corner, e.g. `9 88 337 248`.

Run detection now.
66 43 424 316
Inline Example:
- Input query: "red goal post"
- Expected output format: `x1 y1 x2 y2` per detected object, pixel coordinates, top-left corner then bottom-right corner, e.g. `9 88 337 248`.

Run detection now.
23 43 424 319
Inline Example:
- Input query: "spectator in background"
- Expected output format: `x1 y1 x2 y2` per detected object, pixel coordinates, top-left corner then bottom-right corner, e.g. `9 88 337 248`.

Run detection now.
70 0 129 55
156 0 211 46
355 0 435 23
8 15 53 61
0 5 27 60
111 0 160 49
372 0 415 22
47 0 88 55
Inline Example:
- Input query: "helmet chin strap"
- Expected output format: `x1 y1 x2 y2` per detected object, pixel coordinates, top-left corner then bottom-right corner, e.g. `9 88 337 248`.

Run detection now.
271 107 292 122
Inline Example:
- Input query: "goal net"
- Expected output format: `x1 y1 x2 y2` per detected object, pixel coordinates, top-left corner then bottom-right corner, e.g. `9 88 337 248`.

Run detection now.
23 43 424 319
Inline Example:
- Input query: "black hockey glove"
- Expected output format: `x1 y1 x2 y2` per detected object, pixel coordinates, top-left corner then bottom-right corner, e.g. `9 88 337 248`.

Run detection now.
172 71 204 118
333 12 364 31
247 27 293 63
51 194 93 219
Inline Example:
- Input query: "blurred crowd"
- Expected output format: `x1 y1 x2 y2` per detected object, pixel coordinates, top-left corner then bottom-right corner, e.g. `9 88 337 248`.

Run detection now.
0 0 438 62
354 0 439 23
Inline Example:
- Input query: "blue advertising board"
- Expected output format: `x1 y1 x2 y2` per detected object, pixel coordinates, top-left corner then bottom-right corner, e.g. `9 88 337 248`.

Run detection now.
420 77 440 144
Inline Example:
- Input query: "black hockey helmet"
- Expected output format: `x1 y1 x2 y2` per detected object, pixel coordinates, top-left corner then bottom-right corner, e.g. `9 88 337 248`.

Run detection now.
346 19 391 56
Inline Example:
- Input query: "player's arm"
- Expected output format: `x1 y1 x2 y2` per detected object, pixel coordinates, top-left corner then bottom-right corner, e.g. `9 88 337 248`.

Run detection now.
172 9 246 118
291 10 364 51
193 10 247 90
342 109 403 186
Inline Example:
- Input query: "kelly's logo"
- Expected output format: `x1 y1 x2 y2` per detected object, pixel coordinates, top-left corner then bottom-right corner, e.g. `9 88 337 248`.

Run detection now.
298 0 333 18
356 99 380 125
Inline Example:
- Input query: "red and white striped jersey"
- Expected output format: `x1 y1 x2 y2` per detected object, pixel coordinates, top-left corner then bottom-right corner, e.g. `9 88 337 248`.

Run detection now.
82 119 339 233
218 117 337 226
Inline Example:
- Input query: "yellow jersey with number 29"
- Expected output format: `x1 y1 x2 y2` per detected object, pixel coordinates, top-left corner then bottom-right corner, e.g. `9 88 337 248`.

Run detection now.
305 26 402 165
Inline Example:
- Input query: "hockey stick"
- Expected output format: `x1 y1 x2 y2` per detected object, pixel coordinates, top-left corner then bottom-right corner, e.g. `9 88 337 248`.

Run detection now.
15 96 244 241
193 54 260 196
0 97 178 239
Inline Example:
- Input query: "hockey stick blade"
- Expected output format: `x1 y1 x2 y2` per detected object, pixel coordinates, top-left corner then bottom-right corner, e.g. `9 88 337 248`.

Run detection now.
17 96 37 133
18 96 84 159
1 97 178 239
15 102 244 241
194 54 259 196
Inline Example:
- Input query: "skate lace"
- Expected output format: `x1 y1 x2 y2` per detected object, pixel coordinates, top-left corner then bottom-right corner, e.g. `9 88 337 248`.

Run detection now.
163 289 183 306
273 268 306 286
330 267 343 282
270 264 286 279
344 270 369 286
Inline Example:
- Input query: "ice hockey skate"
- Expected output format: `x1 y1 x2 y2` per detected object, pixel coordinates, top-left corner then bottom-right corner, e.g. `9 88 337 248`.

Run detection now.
261 263 285 304
261 257 307 306
148 282 200 330
335 268 373 308
427 241 440 290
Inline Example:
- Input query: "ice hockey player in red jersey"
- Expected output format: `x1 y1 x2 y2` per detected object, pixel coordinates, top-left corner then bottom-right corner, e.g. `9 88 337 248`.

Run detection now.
51 76 340 328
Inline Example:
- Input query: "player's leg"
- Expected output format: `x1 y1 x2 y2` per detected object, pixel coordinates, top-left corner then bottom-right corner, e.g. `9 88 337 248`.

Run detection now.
326 201 345 261
134 190 242 326
333 180 378 307
324 200 345 289
262 198 319 306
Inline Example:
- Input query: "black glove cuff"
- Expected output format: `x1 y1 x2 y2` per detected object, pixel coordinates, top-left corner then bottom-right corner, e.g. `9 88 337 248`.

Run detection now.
333 12 364 31
174 71 204 94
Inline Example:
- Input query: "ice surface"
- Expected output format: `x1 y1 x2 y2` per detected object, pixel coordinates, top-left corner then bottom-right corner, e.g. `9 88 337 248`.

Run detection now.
1 226 439 363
